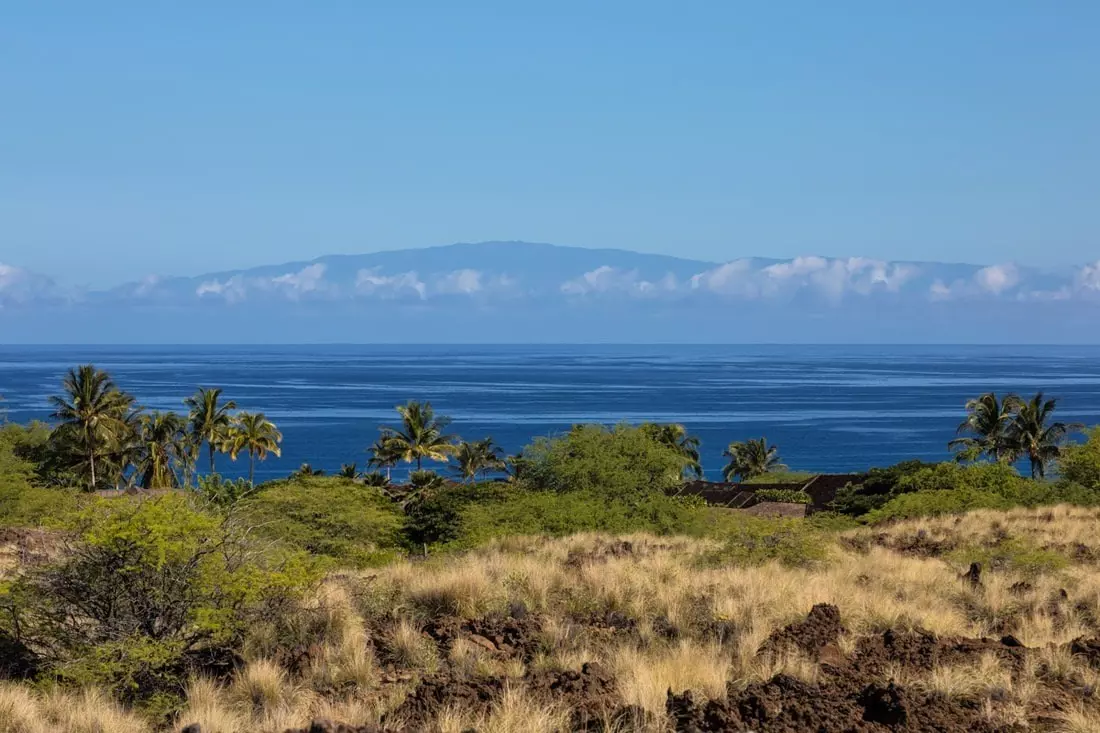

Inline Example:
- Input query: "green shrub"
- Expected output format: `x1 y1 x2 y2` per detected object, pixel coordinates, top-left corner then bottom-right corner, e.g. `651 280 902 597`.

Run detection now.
864 488 1013 522
1059 426 1100 490
519 424 685 498
404 481 513 547
753 489 811 504
697 514 828 567
830 460 938 516
948 538 1069 577
239 476 405 566
1 493 316 708
446 489 707 549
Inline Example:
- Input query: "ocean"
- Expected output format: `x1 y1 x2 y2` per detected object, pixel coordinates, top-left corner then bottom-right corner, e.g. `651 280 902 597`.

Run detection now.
2 344 1099 482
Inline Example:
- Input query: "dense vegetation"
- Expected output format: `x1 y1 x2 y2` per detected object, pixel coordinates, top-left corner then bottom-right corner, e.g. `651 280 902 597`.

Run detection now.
2 365 1100 730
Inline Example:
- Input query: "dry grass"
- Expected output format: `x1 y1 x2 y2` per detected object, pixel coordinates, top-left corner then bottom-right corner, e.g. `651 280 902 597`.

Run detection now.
6 506 1100 732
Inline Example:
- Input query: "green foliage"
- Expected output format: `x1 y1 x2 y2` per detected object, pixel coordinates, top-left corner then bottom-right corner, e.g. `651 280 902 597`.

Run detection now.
697 515 828 567
447 489 707 549
722 437 785 482
404 481 513 547
830 460 938 516
862 461 1100 523
1 493 316 706
1059 426 1100 490
0 423 82 527
239 476 404 566
195 473 257 509
519 424 685 498
864 487 1014 523
752 489 812 504
949 537 1069 578
741 471 815 485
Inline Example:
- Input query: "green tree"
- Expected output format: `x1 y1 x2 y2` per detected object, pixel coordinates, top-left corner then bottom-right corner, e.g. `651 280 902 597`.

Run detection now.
290 462 324 479
367 436 400 477
451 437 506 482
224 412 282 485
520 424 685 498
48 365 135 490
722 437 785 482
377 401 458 471
1059 426 1100 490
643 423 703 479
134 411 191 489
1007 392 1083 479
339 462 362 480
184 387 237 476
948 392 1020 463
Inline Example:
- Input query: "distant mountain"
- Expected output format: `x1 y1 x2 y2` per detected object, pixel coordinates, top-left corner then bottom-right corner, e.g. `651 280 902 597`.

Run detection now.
2 241 1099 343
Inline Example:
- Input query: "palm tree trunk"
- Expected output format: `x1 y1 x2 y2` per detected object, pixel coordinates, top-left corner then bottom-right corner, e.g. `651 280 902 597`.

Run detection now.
209 442 216 476
87 427 97 490
249 451 256 485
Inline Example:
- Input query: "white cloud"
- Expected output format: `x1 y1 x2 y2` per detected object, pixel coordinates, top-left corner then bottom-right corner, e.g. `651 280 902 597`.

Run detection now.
974 263 1019 294
692 256 920 302
434 269 483 295
1076 261 1100 291
270 263 328 299
196 275 248 303
354 268 426 299
560 266 676 296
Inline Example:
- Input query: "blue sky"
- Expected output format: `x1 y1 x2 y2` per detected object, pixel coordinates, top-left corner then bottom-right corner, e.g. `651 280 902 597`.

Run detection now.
2 1 1097 287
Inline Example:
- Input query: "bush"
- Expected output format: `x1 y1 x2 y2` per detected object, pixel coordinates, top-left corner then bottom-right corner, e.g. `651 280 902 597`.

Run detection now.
0 423 82 527
0 494 315 709
404 480 513 547
446 489 707 549
949 538 1069 577
519 424 685 498
239 476 405 566
864 487 1013 522
697 514 828 567
830 460 938 516
752 489 811 504
1059 426 1100 490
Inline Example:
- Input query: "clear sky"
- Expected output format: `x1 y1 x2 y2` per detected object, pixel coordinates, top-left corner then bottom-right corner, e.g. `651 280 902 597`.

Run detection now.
2 1 1098 287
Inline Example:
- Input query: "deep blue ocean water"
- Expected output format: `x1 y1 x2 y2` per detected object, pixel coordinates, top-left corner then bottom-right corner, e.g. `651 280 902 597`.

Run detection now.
2 345 1099 482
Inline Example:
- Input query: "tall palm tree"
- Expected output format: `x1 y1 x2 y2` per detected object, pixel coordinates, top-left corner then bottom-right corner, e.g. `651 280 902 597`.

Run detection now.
224 412 282 485
948 392 1020 463
185 387 237 475
48 365 135 490
134 411 190 489
451 437 506 482
377 401 458 471
722 437 786 482
1006 392 1083 479
645 423 703 479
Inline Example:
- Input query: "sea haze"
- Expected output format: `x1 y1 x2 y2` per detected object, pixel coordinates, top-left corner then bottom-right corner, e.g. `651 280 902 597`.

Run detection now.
1 242 1099 343
2 344 1099 482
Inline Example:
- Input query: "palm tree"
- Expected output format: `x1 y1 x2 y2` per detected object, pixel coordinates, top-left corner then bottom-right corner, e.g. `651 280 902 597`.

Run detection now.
645 423 703 479
451 437 506 482
722 437 786 482
1006 392 1083 479
48 365 135 490
388 470 446 510
290 462 325 479
134 411 190 489
377 401 458 471
367 437 400 470
185 387 237 476
948 392 1020 463
339 463 362 480
224 412 282 485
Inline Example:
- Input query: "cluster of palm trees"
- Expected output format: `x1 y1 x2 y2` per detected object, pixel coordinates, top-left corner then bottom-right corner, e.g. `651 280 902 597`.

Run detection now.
361 401 506 484
950 392 1082 478
48 365 282 490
